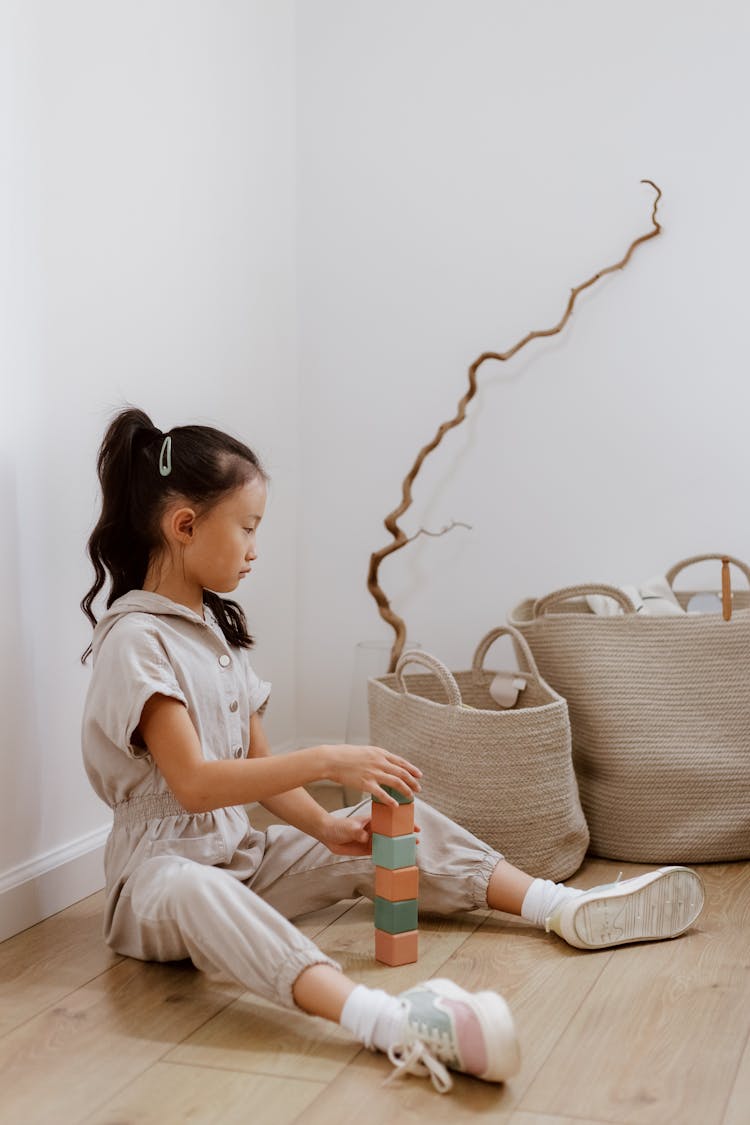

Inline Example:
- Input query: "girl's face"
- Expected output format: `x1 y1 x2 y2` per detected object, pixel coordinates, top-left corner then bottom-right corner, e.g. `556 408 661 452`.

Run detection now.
185 476 267 594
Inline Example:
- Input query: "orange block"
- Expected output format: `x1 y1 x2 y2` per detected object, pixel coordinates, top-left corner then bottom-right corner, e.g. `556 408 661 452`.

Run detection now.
375 928 418 966
375 865 419 902
371 801 414 837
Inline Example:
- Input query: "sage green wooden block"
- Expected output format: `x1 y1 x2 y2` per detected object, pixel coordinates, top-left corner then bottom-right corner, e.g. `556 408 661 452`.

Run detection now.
372 832 417 869
374 896 418 934
373 785 414 805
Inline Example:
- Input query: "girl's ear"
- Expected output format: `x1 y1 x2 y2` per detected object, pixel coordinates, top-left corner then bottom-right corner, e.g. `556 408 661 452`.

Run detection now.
171 506 197 543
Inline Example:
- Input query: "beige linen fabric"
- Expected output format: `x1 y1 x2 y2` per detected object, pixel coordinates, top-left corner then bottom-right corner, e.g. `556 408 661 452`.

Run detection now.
82 592 501 1009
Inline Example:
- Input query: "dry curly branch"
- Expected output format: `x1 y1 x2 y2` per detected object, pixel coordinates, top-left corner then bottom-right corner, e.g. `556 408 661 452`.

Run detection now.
404 519 472 546
367 180 663 671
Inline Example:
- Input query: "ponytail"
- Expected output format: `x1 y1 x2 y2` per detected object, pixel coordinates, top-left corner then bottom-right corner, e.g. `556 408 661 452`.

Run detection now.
81 406 267 662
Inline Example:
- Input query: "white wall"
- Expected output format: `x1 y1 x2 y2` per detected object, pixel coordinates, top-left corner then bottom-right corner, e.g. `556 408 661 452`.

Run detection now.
296 0 750 738
3 0 750 940
1 0 297 938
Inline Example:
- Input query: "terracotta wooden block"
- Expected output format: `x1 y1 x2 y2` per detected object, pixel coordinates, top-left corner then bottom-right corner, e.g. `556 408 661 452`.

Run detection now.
374 865 419 902
375 928 418 966
371 801 414 837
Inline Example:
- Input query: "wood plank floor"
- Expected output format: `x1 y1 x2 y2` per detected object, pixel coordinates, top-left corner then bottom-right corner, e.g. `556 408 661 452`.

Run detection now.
1 785 749 1125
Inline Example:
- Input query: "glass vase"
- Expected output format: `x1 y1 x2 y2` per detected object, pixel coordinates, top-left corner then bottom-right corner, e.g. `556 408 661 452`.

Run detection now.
342 638 420 806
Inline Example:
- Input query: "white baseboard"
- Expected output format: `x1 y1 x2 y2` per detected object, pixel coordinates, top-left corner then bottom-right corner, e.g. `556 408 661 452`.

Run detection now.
0 822 111 943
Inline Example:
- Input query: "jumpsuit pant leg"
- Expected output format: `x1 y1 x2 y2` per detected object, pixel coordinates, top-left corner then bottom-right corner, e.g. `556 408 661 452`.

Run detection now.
109 854 341 1010
107 798 501 1013
249 797 502 921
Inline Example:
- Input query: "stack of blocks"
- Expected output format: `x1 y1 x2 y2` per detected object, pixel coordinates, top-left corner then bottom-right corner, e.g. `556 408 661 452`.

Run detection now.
372 785 418 965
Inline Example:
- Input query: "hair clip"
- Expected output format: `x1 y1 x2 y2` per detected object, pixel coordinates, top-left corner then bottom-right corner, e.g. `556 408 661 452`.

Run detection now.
159 435 172 477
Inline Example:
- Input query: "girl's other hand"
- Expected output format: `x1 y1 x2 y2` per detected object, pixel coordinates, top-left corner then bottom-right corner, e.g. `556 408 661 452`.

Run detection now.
320 813 373 856
320 812 420 856
323 745 421 807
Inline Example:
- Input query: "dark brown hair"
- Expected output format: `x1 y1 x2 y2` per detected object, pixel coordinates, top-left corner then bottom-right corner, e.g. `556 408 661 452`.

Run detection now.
81 406 268 661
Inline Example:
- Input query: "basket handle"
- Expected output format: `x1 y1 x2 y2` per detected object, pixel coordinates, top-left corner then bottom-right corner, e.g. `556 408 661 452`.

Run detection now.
665 554 750 588
394 650 463 707
471 624 542 683
533 583 638 619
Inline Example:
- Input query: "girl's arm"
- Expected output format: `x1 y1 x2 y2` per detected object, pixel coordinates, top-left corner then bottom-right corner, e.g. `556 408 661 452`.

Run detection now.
248 711 337 838
137 694 420 814
247 712 398 855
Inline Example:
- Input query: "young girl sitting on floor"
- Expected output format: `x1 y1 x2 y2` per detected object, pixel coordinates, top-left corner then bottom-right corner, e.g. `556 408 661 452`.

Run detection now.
80 407 705 1094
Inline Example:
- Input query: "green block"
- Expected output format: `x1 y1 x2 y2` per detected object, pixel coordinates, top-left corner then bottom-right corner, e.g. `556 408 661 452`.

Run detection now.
373 785 414 805
374 896 418 934
372 832 417 869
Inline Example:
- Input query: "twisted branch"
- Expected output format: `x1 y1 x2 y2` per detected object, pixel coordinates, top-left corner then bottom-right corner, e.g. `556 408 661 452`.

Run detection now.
367 180 663 671
404 519 472 546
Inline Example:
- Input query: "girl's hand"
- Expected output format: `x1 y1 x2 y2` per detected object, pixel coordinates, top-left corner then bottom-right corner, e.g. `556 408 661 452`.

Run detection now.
320 813 373 856
319 812 421 856
323 745 422 806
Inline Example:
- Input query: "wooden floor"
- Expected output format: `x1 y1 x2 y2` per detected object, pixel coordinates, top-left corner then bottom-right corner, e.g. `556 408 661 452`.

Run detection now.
2 785 750 1125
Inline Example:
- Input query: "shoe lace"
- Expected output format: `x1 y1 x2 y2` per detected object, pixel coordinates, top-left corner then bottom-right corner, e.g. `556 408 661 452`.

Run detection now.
384 1038 453 1094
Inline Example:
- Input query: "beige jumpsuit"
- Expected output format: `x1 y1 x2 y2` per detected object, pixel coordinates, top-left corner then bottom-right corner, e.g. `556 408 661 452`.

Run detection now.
82 592 502 1009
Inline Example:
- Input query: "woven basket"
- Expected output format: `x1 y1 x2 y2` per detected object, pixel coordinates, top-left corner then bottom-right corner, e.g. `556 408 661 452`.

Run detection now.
368 625 589 881
508 554 750 863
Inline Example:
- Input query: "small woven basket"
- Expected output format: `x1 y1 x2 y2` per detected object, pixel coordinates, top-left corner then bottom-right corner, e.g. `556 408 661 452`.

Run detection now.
508 553 750 863
368 625 589 881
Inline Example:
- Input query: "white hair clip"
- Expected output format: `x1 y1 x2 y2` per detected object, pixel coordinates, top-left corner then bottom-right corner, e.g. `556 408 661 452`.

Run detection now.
159 435 172 477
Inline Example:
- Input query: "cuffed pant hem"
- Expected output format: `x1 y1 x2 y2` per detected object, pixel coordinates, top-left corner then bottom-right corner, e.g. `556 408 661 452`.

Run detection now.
472 849 504 909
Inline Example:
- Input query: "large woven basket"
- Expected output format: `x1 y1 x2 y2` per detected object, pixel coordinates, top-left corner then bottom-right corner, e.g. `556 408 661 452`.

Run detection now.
508 553 750 863
368 625 589 881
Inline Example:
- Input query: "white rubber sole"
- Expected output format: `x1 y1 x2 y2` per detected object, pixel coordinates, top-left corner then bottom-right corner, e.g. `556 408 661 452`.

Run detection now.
426 978 521 1083
567 867 705 949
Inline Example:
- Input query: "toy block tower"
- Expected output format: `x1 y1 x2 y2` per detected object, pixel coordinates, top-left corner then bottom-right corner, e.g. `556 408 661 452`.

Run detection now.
372 785 418 965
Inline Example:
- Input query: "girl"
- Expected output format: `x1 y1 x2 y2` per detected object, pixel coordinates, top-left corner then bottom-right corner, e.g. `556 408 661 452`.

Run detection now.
80 407 705 1095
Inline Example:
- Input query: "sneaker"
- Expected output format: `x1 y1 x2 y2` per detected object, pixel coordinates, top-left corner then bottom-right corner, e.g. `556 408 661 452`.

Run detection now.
545 865 705 950
385 978 520 1093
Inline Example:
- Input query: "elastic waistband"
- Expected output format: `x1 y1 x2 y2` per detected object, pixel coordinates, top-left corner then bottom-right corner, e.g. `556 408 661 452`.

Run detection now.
113 792 187 827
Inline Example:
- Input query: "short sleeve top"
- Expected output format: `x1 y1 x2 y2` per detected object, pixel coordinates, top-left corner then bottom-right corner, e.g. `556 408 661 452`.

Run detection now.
81 591 271 809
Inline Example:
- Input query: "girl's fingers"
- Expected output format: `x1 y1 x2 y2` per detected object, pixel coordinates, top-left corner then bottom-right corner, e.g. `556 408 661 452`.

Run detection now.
385 752 422 778
383 774 419 800
372 783 399 808
369 747 421 776
380 755 420 782
385 766 421 793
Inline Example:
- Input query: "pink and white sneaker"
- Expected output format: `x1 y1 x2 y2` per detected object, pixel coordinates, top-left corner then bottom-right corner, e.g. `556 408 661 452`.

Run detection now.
385 978 520 1093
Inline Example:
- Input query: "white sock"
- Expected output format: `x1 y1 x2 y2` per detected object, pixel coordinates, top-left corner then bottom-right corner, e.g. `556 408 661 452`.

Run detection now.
339 984 406 1053
521 878 584 929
